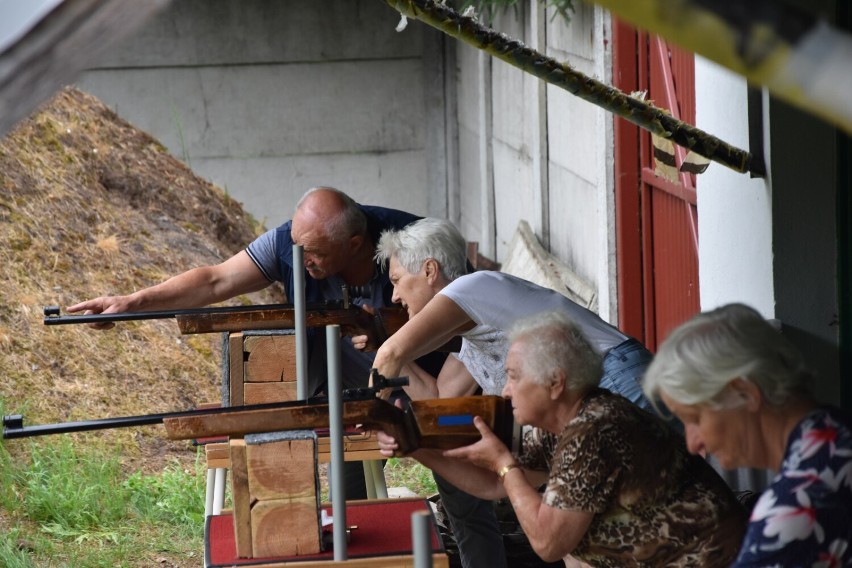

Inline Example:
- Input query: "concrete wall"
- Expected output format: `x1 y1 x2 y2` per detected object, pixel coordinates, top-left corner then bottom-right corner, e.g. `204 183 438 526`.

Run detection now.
77 0 442 228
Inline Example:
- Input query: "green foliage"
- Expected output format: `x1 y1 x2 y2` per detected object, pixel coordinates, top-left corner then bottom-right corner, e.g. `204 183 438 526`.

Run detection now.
0 433 205 566
12 440 129 533
0 528 38 568
384 458 439 496
124 455 206 535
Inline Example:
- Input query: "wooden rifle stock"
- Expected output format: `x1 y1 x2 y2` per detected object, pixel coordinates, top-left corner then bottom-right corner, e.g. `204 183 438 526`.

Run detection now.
4 395 517 455
164 396 515 454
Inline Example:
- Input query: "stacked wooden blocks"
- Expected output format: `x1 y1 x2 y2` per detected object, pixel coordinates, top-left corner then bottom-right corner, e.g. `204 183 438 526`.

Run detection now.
230 430 322 558
227 331 298 406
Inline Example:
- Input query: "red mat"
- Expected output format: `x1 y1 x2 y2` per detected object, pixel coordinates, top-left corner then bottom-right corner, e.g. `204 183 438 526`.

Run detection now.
206 499 445 566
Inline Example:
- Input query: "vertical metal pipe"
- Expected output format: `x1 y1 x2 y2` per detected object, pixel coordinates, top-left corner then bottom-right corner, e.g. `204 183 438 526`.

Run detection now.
368 460 388 499
293 245 308 400
326 324 348 561
412 510 433 568
363 462 377 500
212 468 226 515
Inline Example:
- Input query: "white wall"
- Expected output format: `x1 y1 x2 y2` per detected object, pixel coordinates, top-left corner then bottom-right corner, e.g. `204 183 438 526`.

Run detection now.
695 58 775 318
454 1 616 320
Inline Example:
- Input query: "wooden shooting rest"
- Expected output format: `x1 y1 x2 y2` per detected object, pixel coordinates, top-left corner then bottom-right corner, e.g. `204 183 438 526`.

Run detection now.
202 329 455 566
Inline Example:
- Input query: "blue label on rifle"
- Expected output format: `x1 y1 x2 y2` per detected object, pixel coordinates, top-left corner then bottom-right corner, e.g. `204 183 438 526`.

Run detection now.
438 414 474 427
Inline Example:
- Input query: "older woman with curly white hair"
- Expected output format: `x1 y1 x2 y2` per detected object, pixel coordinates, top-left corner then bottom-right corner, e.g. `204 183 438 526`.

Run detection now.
378 311 747 567
642 303 852 566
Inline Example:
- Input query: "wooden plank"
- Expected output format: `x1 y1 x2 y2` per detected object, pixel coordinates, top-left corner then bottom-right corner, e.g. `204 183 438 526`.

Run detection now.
229 332 245 406
317 432 382 462
251 497 321 558
229 439 253 558
244 335 297 382
244 381 298 405
247 438 317 501
318 450 383 464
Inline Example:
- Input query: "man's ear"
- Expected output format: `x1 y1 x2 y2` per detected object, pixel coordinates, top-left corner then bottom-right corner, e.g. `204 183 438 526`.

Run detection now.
728 377 762 411
348 233 365 252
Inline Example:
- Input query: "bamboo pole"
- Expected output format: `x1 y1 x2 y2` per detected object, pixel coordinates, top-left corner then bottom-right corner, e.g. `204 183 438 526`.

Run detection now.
581 0 852 136
385 0 765 177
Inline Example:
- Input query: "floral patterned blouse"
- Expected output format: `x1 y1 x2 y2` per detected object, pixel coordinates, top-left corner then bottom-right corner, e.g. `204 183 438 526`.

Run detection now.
733 407 852 567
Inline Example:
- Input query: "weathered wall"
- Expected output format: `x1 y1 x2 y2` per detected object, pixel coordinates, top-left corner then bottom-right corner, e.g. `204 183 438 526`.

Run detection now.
77 0 442 227
453 2 617 320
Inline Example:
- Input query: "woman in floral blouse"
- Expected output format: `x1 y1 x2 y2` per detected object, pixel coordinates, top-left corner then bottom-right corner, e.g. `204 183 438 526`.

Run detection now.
643 303 852 567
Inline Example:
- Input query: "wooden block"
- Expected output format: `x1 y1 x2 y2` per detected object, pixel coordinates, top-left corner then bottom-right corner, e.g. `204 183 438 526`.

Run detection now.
244 380 298 405
317 432 383 463
229 439 253 558
250 497 321 558
229 332 245 406
205 442 230 463
317 450 383 464
244 335 297 382
247 438 317 501
207 458 231 469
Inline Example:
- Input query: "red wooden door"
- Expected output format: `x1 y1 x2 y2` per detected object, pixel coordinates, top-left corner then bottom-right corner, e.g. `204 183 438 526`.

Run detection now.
614 22 699 351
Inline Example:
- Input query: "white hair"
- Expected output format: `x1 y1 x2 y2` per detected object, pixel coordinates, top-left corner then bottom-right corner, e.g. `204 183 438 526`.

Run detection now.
375 217 469 281
642 303 814 409
507 311 602 391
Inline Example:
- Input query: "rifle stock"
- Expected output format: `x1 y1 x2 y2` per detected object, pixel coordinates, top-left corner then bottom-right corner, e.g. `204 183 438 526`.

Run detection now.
4 395 517 455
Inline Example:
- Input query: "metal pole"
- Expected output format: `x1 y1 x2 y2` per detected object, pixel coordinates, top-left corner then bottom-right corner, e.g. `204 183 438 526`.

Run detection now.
293 245 309 400
412 510 433 568
326 325 348 561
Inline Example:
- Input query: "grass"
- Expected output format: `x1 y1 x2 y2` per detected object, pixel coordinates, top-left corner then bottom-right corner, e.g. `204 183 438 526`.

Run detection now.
384 458 439 496
0 401 437 567
0 428 205 568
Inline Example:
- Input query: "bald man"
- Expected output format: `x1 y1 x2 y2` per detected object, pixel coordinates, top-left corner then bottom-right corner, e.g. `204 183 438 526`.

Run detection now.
69 186 444 497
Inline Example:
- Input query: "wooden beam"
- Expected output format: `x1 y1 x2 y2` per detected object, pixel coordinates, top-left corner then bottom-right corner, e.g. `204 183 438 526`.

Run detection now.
385 0 765 177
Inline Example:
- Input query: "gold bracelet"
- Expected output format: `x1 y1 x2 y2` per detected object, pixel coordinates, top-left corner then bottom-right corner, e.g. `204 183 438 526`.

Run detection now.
497 463 520 481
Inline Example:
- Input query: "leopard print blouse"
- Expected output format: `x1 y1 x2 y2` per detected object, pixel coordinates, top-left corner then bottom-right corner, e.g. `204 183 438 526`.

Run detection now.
517 388 747 567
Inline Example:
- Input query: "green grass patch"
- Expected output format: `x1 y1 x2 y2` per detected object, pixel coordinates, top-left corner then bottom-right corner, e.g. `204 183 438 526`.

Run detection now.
0 433 205 567
384 457 439 496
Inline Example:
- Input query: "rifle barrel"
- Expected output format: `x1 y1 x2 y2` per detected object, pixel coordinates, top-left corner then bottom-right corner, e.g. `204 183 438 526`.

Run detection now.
2 376 408 440
42 302 345 326
2 397 332 440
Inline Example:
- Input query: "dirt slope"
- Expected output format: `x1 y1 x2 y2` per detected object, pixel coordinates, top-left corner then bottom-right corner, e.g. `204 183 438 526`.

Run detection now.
0 86 283 470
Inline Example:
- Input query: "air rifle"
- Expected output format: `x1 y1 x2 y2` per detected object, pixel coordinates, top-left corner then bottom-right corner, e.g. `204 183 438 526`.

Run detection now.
43 296 411 352
2 375 517 455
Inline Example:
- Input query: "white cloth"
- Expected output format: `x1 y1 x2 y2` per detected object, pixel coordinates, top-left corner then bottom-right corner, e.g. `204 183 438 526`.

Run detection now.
438 271 628 395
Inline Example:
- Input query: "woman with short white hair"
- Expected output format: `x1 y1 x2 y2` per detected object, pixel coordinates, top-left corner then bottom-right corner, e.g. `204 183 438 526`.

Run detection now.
643 303 852 566
377 311 747 566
